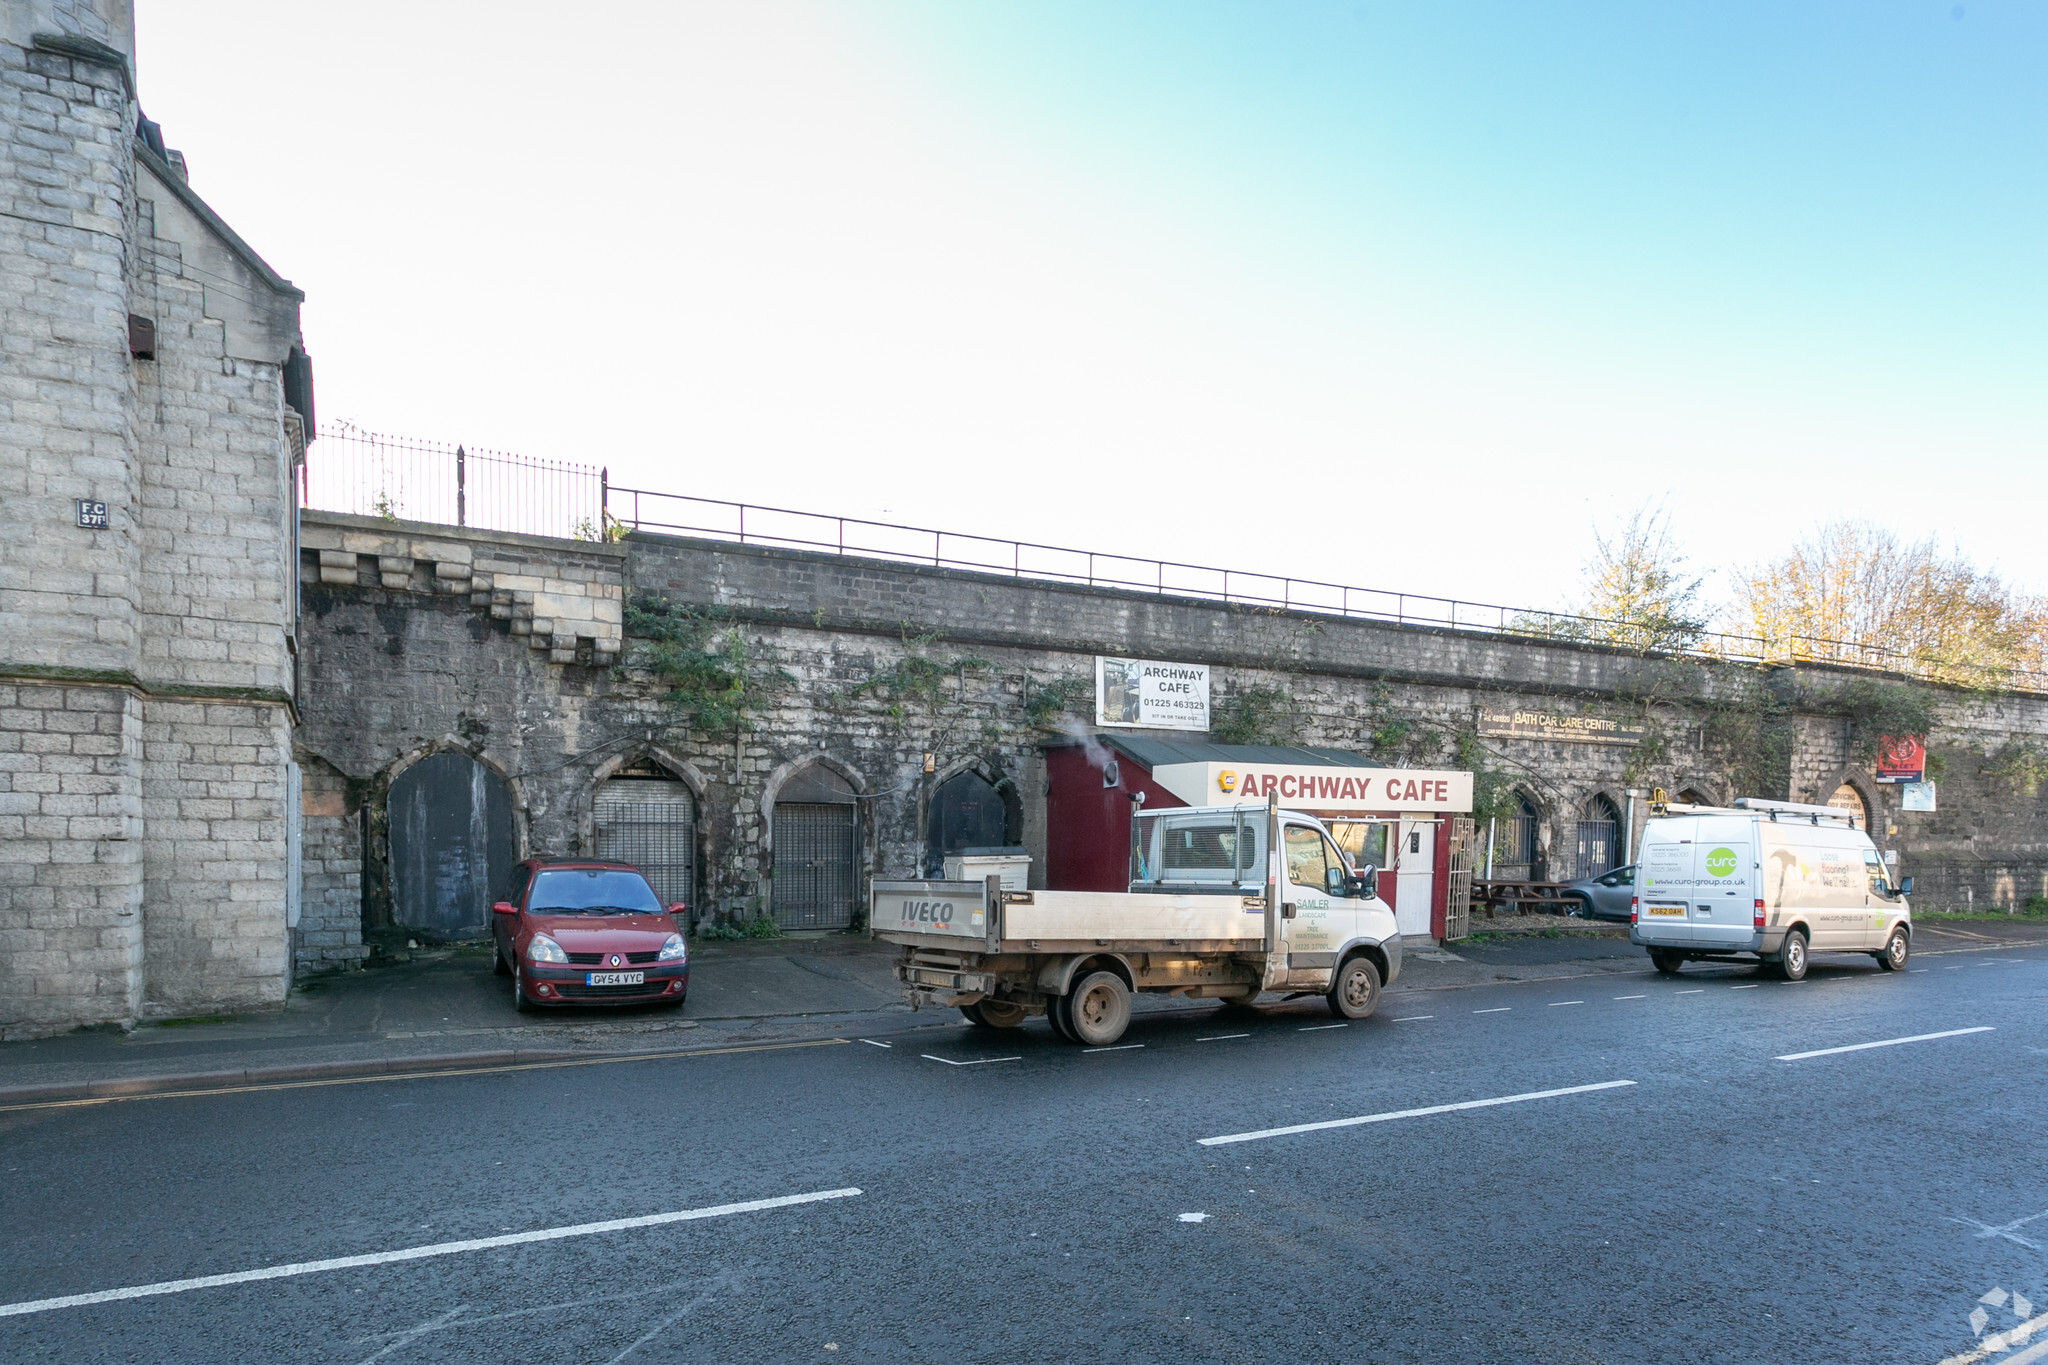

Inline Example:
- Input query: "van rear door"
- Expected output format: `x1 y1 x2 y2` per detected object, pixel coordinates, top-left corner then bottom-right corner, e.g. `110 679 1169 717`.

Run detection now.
1636 827 1693 943
1688 817 1754 951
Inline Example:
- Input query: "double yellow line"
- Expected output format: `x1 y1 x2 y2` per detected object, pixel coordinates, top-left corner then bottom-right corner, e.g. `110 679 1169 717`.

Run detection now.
0 1037 850 1115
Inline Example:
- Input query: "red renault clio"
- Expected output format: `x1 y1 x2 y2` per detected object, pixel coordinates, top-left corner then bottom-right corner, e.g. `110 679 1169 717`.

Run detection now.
492 859 689 1011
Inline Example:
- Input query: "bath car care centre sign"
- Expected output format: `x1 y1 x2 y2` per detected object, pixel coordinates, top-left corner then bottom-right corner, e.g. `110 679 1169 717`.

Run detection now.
1095 657 1210 731
1147 762 1473 814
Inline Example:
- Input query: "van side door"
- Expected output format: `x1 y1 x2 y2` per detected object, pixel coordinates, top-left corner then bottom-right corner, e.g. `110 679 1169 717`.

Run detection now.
1281 823 1342 975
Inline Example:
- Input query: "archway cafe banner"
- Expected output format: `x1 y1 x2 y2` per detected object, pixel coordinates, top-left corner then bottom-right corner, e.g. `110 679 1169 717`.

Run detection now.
1147 761 1473 813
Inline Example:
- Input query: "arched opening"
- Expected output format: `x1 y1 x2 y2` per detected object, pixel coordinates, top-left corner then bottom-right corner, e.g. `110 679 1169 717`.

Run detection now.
1574 794 1623 880
1677 787 1712 807
387 751 515 939
1489 792 1540 881
924 768 1014 877
1827 782 1869 831
771 763 860 931
594 758 697 910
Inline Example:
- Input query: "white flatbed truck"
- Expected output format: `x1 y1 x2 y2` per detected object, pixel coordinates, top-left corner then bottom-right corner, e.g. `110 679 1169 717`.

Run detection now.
870 797 1403 1046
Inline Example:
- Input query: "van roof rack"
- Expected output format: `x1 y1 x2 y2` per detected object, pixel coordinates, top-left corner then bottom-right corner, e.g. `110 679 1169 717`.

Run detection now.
1731 797 1859 827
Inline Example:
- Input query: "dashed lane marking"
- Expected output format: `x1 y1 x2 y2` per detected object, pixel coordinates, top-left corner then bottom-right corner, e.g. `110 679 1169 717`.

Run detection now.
1196 1034 1250 1042
1676 989 1705 995
1392 1016 1433 1022
1730 984 1760 990
1299 1024 1348 1032
1548 1001 1584 1007
0 1188 864 1319
1614 995 1646 1000
1083 1044 1145 1053
1776 1026 1995 1063
860 1040 892 1049
1473 1008 1511 1014
920 1054 1021 1067
1197 1080 1637 1147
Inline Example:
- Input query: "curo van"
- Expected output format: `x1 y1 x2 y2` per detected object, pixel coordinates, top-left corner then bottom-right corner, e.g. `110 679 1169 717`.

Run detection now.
1630 797 1912 981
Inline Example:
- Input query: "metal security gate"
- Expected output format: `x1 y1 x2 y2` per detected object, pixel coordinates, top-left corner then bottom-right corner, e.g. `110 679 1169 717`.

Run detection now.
1573 818 1620 881
594 779 696 910
388 751 515 938
1491 801 1537 882
1444 816 1476 942
772 802 858 930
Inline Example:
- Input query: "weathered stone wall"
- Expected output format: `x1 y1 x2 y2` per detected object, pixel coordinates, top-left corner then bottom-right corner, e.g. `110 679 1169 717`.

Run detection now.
294 514 2048 945
0 2 308 1034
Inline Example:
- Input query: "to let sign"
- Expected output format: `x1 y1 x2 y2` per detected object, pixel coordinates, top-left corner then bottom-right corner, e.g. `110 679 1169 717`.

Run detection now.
1874 735 1925 784
75 499 109 530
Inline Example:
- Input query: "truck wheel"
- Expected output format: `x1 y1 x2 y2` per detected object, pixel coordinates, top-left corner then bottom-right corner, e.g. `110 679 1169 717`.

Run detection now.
1649 949 1684 975
1778 929 1809 982
1066 971 1131 1046
1327 956 1381 1019
1045 992 1076 1042
964 1000 1025 1028
1875 928 1909 972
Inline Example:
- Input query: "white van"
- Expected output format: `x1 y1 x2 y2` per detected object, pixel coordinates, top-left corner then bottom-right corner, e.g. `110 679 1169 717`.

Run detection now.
1630 798 1912 981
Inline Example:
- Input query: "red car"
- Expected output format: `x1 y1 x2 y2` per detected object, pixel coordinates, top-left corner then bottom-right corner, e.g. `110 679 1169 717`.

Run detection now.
491 859 689 1011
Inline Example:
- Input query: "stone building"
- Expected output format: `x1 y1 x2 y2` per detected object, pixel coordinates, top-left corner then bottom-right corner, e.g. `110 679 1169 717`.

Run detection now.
0 1 311 1038
288 505 2048 968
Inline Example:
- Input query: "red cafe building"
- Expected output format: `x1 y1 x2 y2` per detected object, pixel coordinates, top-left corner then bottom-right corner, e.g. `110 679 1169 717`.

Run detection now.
1043 736 1475 942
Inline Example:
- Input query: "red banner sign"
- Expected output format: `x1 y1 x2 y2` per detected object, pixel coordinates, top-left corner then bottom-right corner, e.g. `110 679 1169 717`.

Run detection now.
1874 735 1925 784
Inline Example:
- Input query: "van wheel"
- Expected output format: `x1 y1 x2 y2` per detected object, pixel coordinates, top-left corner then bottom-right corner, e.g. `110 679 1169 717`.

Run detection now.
1066 971 1132 1046
1876 928 1909 972
965 999 1026 1028
1649 950 1684 975
1778 930 1809 982
1328 956 1382 1019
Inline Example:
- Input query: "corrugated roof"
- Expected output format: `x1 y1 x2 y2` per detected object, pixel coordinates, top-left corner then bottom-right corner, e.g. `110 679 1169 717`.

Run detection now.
1099 735 1384 769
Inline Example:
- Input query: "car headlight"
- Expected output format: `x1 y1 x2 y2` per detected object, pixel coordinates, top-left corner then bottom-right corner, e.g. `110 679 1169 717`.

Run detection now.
526 933 568 964
657 933 687 963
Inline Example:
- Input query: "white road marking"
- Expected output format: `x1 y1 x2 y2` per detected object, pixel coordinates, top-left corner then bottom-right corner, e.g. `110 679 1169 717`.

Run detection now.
1776 1026 1995 1062
860 1039 892 1049
1177 1212 1209 1223
1952 1206 2048 1249
1392 1015 1433 1022
0 1189 863 1319
1298 1023 1348 1031
1935 1308 2048 1365
1730 984 1760 990
1613 995 1646 1000
1197 1080 1637 1146
1676 989 1704 995
1197 1034 1250 1042
1548 1001 1584 1007
1083 1044 1145 1053
1909 969 1929 973
921 1054 1021 1066
1474 1007 1511 1014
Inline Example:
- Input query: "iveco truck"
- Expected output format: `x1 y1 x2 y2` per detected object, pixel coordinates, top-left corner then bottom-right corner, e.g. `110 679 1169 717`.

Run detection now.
870 795 1402 1047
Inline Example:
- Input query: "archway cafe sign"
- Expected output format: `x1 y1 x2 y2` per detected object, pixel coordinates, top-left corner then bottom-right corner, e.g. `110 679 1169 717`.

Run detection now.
1147 761 1473 813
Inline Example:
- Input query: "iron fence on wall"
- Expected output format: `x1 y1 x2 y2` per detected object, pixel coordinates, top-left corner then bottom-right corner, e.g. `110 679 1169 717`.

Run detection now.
298 423 2048 695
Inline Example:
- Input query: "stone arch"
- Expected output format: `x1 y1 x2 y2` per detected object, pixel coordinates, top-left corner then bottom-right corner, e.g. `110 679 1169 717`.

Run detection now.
1572 790 1625 879
1672 774 1727 807
761 753 869 931
1489 785 1544 881
382 745 519 939
923 756 1024 877
586 744 710 912
1819 768 1881 833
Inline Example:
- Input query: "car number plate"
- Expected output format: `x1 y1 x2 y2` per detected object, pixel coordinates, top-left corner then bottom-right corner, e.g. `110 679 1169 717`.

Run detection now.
586 971 644 986
1644 904 1687 917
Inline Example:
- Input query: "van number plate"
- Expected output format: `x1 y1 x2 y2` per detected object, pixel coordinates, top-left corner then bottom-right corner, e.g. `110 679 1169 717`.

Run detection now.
1643 904 1687 917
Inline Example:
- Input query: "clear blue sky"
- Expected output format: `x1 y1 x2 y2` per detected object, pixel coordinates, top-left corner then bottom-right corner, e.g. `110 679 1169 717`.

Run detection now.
138 1 2046 613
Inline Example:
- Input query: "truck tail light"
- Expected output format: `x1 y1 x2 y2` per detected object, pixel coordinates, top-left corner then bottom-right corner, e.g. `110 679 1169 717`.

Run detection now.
1630 897 1638 925
1753 899 1766 929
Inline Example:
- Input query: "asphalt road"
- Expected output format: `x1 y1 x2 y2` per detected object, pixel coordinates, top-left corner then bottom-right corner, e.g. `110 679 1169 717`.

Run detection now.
2 943 2042 1364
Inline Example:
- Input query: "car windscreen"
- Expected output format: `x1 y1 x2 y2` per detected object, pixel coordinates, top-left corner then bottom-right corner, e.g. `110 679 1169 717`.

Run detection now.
527 869 662 914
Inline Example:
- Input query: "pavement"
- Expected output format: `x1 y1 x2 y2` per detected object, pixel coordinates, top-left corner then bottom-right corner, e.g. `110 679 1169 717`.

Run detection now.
0 918 2038 1105
1 917 2044 1362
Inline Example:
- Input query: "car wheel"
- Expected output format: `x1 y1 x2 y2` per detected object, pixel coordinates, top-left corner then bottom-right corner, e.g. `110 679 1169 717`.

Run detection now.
976 999 1026 1029
1778 929 1809 982
1327 956 1381 1020
1876 928 1909 972
1066 971 1131 1047
1649 949 1684 975
513 963 536 1013
493 946 511 977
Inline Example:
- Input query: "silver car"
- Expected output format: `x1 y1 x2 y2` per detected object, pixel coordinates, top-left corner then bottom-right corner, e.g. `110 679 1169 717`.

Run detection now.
1565 864 1636 921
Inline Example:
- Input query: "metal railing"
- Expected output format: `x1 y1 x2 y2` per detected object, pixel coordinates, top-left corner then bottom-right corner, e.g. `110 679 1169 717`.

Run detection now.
299 423 2047 694
302 422 604 542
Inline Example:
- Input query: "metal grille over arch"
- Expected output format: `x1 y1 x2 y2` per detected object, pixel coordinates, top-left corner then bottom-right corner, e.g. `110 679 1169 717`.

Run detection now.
925 769 1011 877
772 763 860 931
1573 795 1624 881
1491 793 1540 881
387 751 515 939
593 763 696 910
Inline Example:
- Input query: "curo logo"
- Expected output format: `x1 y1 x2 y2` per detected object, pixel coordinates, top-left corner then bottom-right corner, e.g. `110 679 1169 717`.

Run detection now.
1217 770 1238 794
897 899 957 926
1704 847 1739 878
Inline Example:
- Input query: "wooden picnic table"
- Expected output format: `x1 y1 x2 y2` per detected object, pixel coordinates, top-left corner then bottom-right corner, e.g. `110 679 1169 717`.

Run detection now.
1470 879 1585 914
